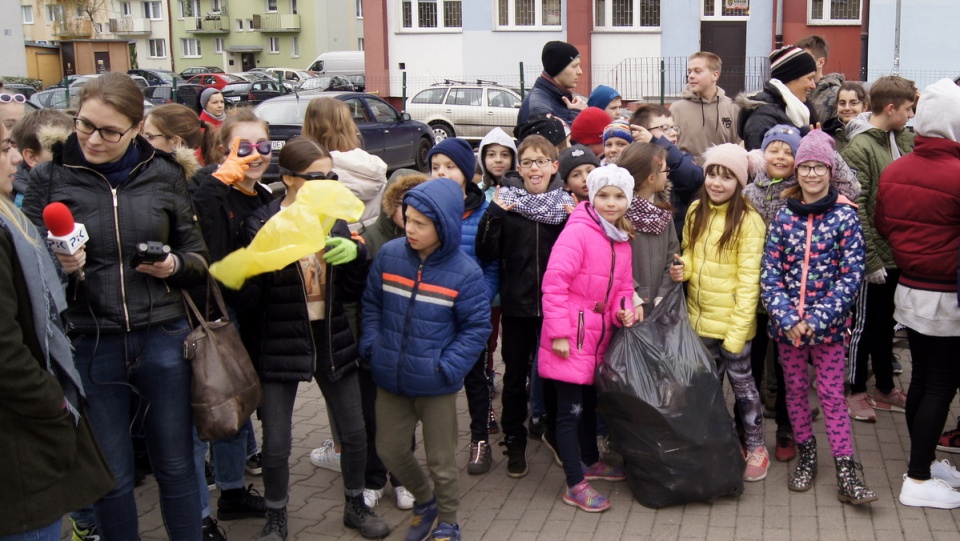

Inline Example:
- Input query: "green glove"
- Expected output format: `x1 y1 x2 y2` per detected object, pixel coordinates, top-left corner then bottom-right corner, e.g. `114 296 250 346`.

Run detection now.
323 236 358 265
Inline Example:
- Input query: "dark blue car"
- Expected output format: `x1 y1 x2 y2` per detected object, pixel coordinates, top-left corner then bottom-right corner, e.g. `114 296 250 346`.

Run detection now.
253 91 433 182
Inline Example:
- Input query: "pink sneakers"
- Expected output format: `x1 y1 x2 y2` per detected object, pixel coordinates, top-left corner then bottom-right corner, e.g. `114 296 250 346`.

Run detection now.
847 392 877 422
582 460 626 481
744 446 770 482
871 388 907 413
563 480 611 512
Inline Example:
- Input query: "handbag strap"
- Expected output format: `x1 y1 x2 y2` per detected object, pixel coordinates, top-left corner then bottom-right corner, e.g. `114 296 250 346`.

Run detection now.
181 252 232 327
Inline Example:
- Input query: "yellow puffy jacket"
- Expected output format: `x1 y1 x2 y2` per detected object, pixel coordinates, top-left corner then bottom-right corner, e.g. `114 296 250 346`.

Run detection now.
681 199 765 354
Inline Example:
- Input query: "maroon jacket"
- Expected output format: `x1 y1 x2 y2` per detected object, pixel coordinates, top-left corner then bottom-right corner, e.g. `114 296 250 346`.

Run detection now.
876 135 960 292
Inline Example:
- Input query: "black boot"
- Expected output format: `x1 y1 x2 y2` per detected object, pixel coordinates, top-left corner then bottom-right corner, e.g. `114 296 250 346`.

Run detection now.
835 455 878 505
202 516 227 541
500 436 528 478
257 507 288 541
343 494 391 539
218 484 267 520
788 437 817 492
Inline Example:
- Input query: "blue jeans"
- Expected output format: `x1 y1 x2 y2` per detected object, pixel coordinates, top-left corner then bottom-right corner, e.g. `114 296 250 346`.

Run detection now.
72 321 201 541
0 520 61 541
193 422 249 517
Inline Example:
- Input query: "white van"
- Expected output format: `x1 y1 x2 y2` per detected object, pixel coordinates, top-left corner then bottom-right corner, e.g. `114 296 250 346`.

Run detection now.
306 51 364 76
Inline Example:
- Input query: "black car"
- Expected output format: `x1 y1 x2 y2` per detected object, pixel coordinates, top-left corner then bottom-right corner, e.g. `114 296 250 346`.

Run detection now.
221 80 287 107
128 69 186 87
180 66 225 79
1 83 38 98
142 84 205 112
253 91 433 181
296 75 355 93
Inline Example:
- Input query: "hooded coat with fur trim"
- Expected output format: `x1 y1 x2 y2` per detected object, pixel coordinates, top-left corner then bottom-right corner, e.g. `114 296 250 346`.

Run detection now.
22 133 209 333
538 202 635 385
736 82 815 151
761 188 865 346
361 179 491 397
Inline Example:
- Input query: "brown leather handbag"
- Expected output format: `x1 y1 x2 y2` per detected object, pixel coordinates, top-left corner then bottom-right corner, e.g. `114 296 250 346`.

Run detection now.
182 275 263 441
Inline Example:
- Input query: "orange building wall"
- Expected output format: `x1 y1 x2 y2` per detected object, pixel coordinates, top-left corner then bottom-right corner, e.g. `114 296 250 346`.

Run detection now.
566 0 593 96
780 2 862 81
362 0 391 100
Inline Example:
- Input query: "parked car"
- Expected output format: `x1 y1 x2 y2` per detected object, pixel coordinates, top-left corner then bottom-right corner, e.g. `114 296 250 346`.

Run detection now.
127 69 186 87
185 73 248 91
31 87 154 113
297 75 354 93
180 66 225 79
407 80 522 143
142 83 205 112
253 91 433 181
221 80 287 107
262 68 314 85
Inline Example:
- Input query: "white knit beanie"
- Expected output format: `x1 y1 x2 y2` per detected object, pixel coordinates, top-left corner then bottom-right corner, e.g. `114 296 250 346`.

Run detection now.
587 164 634 208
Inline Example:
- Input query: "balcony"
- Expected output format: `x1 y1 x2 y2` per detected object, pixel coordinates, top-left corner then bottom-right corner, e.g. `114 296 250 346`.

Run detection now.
108 18 152 36
251 13 300 32
185 16 230 34
53 19 94 38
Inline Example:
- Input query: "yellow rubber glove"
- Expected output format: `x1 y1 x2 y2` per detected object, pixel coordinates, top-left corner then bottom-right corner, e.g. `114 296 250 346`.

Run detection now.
212 137 262 185
323 236 358 265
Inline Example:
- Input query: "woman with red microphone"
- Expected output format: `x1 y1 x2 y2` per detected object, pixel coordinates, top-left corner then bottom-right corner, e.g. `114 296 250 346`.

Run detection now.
21 73 209 540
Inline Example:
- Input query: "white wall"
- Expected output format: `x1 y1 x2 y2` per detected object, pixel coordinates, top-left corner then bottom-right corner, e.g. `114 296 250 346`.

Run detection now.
591 32 660 100
1 0 28 76
868 0 960 88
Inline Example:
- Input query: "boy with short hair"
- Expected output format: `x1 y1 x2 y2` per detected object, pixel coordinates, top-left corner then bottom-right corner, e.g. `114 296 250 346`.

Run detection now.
629 105 704 240
842 75 918 422
796 35 846 125
362 179 491 541
670 51 741 160
476 135 573 478
9 108 72 207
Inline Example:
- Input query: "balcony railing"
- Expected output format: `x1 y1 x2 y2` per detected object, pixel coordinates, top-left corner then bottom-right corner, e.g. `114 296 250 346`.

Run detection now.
185 16 230 33
108 18 152 35
251 13 301 32
53 18 94 38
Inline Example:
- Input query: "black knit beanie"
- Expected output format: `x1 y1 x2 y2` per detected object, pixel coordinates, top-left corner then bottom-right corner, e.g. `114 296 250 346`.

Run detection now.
542 41 580 78
769 46 818 84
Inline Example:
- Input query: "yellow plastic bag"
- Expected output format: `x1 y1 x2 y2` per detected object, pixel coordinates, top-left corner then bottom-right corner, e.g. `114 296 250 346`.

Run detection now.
210 180 364 289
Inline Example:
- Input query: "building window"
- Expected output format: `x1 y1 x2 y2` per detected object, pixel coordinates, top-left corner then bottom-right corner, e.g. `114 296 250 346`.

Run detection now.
809 0 861 24
246 18 254 29
143 1 163 20
181 38 201 57
45 4 65 23
212 0 223 11
266 0 278 13
495 0 561 29
290 36 299 57
22 6 34 24
358 37 364 50
400 0 462 31
269 37 280 53
122 2 132 16
236 18 243 30
702 0 749 18
594 0 660 29
356 0 363 18
149 38 167 58
290 0 298 14
214 37 224 53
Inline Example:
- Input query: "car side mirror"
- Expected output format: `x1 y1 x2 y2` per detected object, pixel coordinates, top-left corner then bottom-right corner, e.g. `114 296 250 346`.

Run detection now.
513 103 521 108
400 112 411 122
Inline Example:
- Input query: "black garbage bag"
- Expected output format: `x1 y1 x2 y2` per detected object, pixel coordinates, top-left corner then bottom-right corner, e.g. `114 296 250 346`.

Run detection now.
596 284 744 508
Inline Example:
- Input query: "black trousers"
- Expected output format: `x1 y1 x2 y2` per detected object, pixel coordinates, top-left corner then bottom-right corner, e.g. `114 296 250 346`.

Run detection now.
905 330 960 480
463 348 493 442
499 316 541 440
848 270 900 394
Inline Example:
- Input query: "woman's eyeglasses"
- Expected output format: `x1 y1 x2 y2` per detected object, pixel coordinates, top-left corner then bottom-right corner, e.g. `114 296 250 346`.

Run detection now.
0 93 26 104
236 141 272 157
279 167 338 181
837 99 862 108
74 117 136 143
797 163 829 176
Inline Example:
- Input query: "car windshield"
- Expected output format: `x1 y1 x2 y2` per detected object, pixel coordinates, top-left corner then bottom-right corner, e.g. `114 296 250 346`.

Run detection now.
298 77 333 91
223 74 246 83
255 99 315 125
30 88 82 109
222 83 252 93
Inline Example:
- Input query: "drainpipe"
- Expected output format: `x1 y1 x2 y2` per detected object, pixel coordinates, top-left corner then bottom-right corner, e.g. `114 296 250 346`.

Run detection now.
166 0 175 72
775 0 784 49
860 0 870 81
892 0 901 75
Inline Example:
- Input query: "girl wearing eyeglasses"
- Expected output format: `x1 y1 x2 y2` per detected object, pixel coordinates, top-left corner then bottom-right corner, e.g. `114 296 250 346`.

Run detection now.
760 130 876 504
823 82 868 153
235 136 390 540
20 72 209 540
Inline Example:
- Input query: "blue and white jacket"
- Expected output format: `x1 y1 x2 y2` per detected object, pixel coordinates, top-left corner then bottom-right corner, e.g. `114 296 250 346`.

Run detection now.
361 179 491 397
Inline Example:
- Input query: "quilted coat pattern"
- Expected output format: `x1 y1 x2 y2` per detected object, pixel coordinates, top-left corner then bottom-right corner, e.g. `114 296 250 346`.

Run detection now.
840 124 915 273
538 202 635 385
761 192 866 346
361 179 491 397
680 199 766 353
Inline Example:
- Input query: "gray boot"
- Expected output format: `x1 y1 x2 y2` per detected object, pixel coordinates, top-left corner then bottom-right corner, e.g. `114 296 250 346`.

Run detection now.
344 494 391 539
835 455 878 505
257 507 288 541
788 437 817 492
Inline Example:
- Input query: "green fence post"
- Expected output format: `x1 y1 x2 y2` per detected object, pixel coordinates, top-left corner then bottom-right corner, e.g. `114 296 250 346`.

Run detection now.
519 61 525 99
402 71 407 111
660 59 665 106
172 77 178 104
63 76 70 107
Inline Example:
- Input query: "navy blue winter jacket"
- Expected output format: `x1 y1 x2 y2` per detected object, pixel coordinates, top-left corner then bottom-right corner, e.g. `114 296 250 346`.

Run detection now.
360 179 491 397
517 76 579 127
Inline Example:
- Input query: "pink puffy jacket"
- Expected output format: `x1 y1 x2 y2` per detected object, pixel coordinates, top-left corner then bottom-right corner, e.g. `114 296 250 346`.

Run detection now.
538 202 635 385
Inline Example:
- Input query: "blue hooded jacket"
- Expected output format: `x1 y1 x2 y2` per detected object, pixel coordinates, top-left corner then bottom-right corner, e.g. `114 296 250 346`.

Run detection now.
361 178 492 397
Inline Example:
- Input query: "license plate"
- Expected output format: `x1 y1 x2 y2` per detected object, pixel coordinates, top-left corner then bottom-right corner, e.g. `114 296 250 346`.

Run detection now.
226 96 240 102
271 140 285 150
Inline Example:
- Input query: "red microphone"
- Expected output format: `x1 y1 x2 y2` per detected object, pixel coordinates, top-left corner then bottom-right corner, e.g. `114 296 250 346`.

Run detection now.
43 202 88 256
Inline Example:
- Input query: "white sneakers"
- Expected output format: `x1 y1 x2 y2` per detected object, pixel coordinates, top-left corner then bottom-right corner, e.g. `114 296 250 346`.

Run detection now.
362 487 384 508
899 472 960 510
309 439 341 472
931 459 960 489
394 486 415 510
